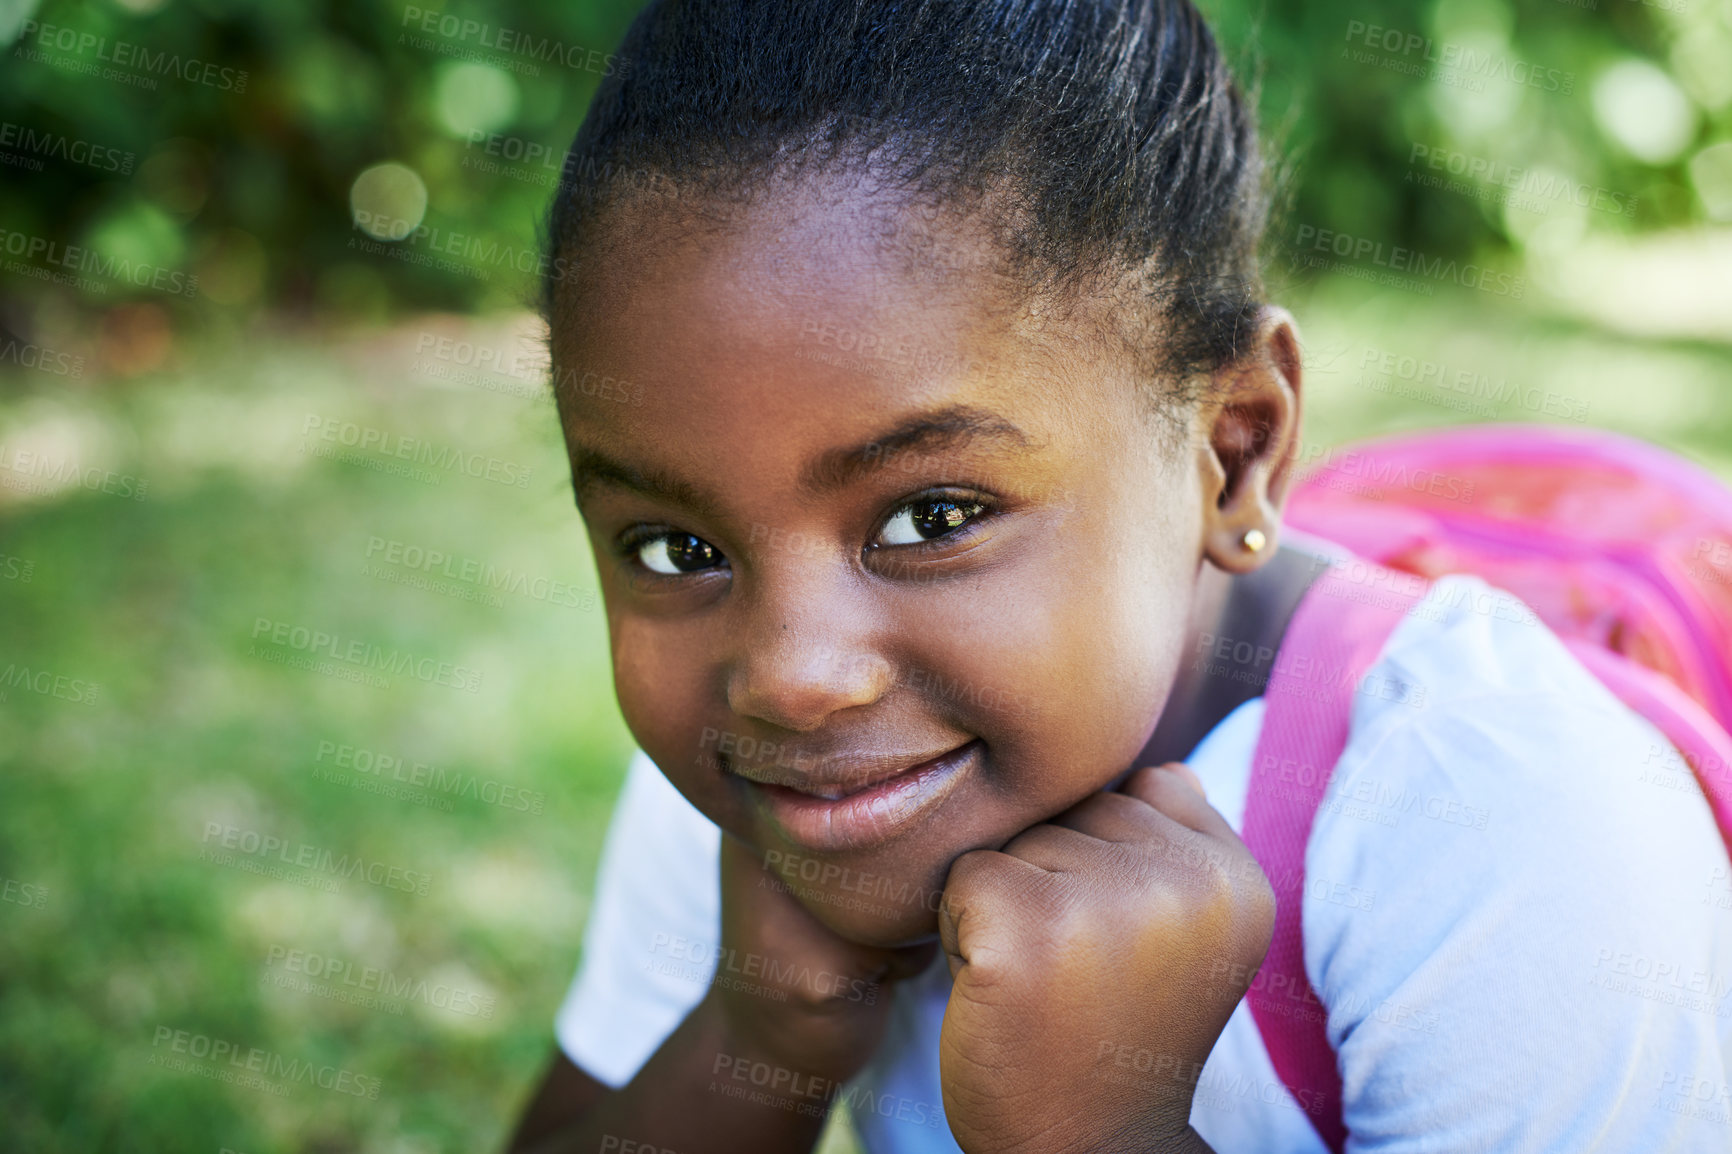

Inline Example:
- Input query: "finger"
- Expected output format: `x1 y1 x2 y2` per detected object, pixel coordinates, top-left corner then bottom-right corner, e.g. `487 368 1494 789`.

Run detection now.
938 848 1050 975
996 820 1108 873
1167 763 1207 797
1118 763 1236 840
1044 789 1169 844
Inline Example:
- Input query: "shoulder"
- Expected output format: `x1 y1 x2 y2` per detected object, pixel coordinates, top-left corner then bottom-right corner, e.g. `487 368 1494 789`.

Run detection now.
1342 573 1670 794
1300 575 1732 1149
1312 575 1723 944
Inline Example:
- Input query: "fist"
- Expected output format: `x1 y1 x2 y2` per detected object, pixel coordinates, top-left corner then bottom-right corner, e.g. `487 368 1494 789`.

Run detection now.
936 765 1275 1154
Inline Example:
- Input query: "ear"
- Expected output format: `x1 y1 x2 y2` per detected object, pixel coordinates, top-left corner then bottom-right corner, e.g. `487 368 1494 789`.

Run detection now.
1194 306 1304 575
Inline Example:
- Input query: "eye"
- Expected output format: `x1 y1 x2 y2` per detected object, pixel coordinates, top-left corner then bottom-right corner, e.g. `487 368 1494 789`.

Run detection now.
875 497 987 546
635 532 724 574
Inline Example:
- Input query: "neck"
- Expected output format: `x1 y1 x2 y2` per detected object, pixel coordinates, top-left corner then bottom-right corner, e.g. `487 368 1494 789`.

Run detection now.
1137 543 1329 768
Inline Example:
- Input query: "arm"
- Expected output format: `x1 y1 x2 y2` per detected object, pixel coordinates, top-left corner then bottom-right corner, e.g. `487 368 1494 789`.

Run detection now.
508 995 832 1154
510 826 936 1154
506 1049 604 1152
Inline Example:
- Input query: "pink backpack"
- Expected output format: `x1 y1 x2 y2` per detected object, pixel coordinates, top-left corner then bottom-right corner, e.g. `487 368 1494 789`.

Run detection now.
1243 424 1732 1152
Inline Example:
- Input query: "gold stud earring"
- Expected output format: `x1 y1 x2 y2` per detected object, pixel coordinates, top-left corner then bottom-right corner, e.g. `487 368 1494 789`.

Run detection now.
1241 528 1267 553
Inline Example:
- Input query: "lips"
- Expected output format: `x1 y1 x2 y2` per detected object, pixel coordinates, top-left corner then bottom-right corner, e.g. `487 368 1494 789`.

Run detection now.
725 744 966 798
724 740 981 852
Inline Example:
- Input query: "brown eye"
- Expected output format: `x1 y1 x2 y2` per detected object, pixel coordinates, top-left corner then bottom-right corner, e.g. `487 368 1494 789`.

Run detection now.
637 532 723 573
876 498 985 546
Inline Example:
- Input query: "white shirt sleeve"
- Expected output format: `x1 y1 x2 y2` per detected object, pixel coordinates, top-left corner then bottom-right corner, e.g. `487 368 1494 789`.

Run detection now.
1304 577 1732 1153
554 750 723 1088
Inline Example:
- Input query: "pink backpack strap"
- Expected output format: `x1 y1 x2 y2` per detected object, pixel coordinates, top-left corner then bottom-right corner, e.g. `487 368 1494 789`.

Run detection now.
1240 563 1429 1153
1566 641 1732 859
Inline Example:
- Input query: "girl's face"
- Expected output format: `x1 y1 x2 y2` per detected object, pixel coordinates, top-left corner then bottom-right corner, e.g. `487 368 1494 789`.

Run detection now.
556 181 1218 946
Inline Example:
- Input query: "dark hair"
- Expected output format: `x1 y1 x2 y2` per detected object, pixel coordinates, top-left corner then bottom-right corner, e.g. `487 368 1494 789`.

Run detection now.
545 0 1267 401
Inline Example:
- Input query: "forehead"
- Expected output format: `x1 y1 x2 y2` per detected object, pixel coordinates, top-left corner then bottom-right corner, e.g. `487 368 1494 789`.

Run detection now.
558 175 1012 359
549 173 1136 483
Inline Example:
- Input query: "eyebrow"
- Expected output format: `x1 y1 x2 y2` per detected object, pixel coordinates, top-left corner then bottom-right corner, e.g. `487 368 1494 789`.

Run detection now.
568 405 1033 510
568 446 719 516
801 406 1033 492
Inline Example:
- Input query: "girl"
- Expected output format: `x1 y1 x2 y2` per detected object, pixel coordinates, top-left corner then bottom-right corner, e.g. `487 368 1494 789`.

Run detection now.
510 1 1732 1150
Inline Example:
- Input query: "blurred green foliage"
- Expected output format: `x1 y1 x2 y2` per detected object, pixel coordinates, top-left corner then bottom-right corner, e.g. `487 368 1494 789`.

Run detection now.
1 0 642 320
1 0 1730 325
1 2 1730 1152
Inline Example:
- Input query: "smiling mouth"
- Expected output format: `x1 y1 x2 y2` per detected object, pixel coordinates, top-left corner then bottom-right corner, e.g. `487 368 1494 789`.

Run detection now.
723 740 983 853
721 740 975 798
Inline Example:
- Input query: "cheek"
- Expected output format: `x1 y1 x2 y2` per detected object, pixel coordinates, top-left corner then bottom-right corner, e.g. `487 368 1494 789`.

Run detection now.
891 512 1197 812
610 616 724 801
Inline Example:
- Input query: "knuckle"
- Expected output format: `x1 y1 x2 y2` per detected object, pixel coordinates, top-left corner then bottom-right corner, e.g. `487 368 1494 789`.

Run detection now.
1241 866 1278 939
944 848 1004 895
1120 764 1169 804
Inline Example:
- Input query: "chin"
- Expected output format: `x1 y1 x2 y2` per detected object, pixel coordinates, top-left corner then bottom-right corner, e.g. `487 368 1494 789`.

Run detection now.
804 889 944 949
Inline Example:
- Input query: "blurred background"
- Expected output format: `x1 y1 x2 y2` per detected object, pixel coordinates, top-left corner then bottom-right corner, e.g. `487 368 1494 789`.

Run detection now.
0 0 1728 1150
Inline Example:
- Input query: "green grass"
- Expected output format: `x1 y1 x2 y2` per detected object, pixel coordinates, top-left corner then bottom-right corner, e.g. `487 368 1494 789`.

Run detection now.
0 276 1727 1152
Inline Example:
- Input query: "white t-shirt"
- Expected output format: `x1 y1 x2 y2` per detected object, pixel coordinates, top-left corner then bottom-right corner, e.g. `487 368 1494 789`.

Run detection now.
555 576 1732 1152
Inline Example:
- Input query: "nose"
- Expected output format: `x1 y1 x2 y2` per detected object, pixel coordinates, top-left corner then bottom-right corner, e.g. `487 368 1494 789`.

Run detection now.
725 594 893 734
